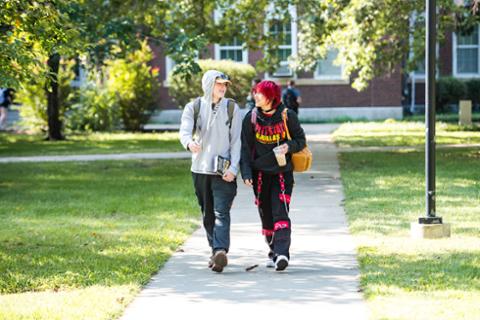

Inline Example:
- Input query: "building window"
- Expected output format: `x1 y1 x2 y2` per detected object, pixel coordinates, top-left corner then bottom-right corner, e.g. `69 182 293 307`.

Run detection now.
315 49 343 79
263 4 297 78
165 56 176 79
270 18 294 76
413 59 425 76
71 57 87 88
164 53 198 86
408 12 426 79
214 9 248 63
454 24 480 77
215 37 248 63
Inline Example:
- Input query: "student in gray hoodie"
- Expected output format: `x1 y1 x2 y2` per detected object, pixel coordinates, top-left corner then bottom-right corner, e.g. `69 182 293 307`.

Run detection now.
179 70 242 273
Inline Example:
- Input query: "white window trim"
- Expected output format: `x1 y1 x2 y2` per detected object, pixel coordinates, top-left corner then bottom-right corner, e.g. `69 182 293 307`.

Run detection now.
214 44 248 64
409 45 440 81
165 56 176 78
71 57 87 88
163 53 199 87
162 56 176 86
407 12 440 80
408 12 426 80
314 50 346 81
213 9 248 64
453 25 480 78
264 5 297 79
71 66 87 87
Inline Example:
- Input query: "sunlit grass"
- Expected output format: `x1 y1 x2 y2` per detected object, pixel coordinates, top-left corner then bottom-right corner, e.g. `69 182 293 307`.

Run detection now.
333 121 480 147
339 148 480 319
0 159 198 319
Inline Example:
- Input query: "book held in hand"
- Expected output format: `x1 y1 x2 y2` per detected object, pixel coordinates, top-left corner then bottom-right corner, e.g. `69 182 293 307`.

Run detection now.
214 155 231 176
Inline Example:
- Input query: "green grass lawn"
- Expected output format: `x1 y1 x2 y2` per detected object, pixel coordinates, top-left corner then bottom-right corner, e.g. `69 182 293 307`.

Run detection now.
0 160 199 320
333 121 480 147
405 112 480 123
339 147 480 319
0 132 183 157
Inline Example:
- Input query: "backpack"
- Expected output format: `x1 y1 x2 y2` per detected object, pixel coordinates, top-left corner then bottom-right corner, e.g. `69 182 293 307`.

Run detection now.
192 97 236 136
284 88 299 112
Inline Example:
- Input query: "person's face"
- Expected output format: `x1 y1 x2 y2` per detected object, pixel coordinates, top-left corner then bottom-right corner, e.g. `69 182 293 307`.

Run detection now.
213 82 227 100
254 91 271 108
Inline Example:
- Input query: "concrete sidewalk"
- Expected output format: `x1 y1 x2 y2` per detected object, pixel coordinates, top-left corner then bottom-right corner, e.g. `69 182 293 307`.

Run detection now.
120 124 369 319
0 152 191 163
2 122 478 164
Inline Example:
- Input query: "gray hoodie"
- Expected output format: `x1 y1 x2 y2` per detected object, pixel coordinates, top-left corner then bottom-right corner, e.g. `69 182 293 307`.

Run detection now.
179 70 242 176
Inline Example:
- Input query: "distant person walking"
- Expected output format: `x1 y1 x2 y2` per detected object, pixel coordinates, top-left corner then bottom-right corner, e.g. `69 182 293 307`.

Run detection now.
281 80 301 115
0 88 15 130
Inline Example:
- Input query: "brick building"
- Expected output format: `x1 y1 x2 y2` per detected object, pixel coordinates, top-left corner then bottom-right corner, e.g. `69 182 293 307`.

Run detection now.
409 23 480 113
149 6 404 121
132 7 480 121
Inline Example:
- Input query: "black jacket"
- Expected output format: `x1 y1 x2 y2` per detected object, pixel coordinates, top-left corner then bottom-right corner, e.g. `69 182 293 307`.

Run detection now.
240 104 306 180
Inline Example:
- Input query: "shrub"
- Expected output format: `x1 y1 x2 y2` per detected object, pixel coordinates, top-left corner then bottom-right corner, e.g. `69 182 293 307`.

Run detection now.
436 77 466 113
67 84 119 132
168 59 257 108
107 41 159 131
465 79 480 110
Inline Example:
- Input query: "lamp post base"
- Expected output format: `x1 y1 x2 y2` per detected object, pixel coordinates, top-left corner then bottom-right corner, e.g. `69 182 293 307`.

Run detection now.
410 221 451 239
418 216 443 224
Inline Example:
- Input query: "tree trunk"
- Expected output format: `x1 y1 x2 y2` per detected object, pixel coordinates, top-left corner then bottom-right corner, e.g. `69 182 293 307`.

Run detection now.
46 53 64 141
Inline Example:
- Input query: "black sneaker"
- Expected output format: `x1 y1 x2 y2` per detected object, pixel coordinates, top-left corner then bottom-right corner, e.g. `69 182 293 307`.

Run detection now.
211 250 228 273
268 250 275 260
275 255 289 271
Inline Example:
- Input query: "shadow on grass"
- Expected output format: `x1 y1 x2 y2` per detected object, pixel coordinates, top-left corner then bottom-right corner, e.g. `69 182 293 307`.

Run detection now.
339 148 480 236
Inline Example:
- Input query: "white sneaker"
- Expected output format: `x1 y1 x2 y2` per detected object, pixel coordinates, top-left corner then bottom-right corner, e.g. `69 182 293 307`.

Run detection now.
266 250 275 268
266 259 275 268
275 255 289 271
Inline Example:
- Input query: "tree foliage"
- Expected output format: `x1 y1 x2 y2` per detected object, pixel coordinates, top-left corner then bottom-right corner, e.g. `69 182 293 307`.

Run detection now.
294 0 479 90
0 0 79 87
156 0 480 90
2 0 480 102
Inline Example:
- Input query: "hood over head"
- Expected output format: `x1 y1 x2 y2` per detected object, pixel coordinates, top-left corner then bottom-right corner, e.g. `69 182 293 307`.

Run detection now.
201 70 231 105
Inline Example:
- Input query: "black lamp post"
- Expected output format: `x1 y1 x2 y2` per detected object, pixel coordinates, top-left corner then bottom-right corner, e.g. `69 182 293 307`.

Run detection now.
420 0 442 225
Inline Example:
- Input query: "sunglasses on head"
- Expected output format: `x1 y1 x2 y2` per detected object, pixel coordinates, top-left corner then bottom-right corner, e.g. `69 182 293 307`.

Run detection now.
217 74 230 80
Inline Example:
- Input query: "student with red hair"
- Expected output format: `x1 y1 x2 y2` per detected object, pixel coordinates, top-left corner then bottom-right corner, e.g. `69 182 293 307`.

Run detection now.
240 80 306 271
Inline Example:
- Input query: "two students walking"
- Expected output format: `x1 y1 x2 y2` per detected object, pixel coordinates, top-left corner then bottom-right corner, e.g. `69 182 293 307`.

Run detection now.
179 70 306 273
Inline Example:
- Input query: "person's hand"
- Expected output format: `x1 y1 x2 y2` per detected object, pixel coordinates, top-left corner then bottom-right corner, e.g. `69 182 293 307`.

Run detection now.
223 171 236 182
244 179 253 186
277 143 289 155
188 141 201 153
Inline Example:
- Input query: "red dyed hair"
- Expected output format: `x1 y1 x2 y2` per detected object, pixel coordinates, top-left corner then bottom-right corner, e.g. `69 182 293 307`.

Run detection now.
254 80 282 109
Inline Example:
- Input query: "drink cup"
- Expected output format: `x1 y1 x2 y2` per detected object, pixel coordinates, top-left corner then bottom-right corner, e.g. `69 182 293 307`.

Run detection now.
273 146 287 166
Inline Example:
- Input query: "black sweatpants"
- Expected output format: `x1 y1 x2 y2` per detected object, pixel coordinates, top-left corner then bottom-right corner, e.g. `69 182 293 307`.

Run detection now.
252 170 294 260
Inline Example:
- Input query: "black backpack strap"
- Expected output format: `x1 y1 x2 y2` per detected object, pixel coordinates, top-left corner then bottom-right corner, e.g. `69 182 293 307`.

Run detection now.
226 98 235 129
192 97 201 136
249 108 258 159
250 107 257 126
